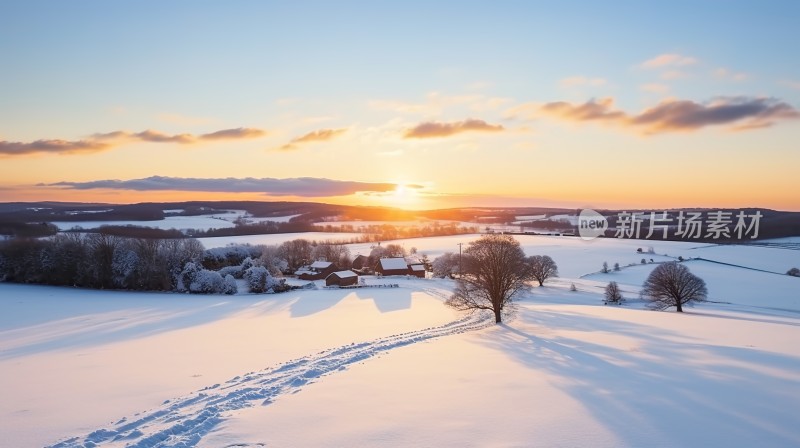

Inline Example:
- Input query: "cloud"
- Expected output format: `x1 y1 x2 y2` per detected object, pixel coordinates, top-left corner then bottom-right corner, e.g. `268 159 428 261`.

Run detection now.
94 127 265 144
403 119 504 138
533 97 799 133
713 68 748 81
41 176 422 197
631 97 799 132
199 127 266 141
641 53 698 69
0 139 111 156
1 127 267 157
540 98 626 122
559 76 607 87
279 128 346 150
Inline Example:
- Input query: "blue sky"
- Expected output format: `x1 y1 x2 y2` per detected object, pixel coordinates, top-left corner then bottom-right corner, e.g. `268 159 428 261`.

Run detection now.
1 1 798 209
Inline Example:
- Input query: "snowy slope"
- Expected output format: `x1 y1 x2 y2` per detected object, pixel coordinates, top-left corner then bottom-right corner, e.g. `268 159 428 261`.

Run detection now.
2 234 799 447
202 296 800 448
0 280 458 447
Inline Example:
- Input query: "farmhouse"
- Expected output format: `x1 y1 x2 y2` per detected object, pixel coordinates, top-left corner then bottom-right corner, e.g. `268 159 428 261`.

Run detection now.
351 254 369 271
374 257 411 276
325 270 359 287
409 263 426 278
295 260 338 281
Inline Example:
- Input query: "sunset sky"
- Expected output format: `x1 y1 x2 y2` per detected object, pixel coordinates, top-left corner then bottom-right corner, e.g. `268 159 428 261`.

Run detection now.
1 1 799 211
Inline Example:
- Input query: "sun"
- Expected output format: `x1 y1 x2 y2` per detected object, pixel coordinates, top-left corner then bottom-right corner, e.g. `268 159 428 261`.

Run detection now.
384 183 422 209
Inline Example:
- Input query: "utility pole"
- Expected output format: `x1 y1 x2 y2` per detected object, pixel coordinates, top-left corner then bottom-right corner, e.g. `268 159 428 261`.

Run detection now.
457 242 463 277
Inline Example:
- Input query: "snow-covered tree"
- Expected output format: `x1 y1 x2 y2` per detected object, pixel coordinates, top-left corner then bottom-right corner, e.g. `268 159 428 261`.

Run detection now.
222 274 238 295
190 269 225 294
112 248 139 289
176 261 200 292
244 265 283 293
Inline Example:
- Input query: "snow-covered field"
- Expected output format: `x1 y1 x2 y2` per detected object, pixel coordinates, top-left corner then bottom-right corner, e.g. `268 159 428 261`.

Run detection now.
51 211 303 232
198 232 366 248
1 234 798 447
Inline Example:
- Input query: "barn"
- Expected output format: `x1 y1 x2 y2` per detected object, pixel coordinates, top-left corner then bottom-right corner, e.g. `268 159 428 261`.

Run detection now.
375 257 412 276
295 260 338 280
409 263 426 278
325 270 359 287
351 254 369 272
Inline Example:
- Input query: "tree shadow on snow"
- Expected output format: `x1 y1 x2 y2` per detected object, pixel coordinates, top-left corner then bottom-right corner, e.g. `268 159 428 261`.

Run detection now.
289 291 349 317
474 310 800 447
358 290 412 313
0 292 291 361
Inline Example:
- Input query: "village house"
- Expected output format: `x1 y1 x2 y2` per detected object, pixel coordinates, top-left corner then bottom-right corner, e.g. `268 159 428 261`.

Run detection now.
325 270 359 287
295 260 338 281
351 254 369 271
374 257 426 277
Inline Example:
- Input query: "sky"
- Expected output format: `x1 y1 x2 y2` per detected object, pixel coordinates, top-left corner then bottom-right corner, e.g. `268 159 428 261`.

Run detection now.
1 0 799 211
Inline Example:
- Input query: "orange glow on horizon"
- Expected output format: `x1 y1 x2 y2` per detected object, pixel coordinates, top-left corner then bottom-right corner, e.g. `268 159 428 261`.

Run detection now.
0 185 797 212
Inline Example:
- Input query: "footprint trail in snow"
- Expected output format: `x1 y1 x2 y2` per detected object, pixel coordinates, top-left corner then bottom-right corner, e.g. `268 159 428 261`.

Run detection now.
48 306 491 448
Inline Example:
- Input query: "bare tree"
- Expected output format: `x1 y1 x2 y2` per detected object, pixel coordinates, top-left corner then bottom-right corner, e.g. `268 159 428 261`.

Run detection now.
641 262 707 312
528 255 558 286
432 252 459 278
445 234 534 323
279 239 312 272
311 242 351 268
604 281 623 304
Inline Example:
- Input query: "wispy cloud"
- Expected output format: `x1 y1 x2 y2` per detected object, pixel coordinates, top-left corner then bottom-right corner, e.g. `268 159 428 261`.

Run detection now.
95 127 265 144
0 127 266 157
40 176 421 197
531 97 799 133
0 139 111 156
713 68 748 81
403 119 504 138
278 128 347 150
199 128 266 141
559 76 607 87
641 53 698 69
540 98 625 122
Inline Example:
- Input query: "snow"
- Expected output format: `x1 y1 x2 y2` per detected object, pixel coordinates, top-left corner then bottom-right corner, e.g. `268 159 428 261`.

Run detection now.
0 280 456 447
203 298 800 448
410 264 425 271
379 257 409 271
309 261 332 269
50 211 305 232
51 214 237 231
198 232 364 248
2 233 799 447
329 270 357 279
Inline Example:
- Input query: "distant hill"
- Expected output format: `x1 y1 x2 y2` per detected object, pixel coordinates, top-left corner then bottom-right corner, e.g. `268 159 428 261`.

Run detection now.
0 201 797 241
